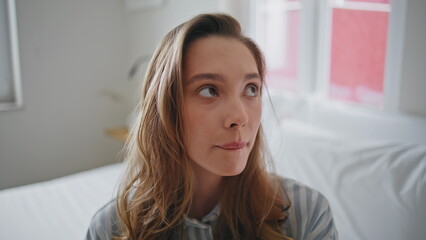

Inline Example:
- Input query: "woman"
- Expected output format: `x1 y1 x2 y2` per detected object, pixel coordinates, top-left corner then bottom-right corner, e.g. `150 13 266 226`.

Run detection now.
86 13 337 240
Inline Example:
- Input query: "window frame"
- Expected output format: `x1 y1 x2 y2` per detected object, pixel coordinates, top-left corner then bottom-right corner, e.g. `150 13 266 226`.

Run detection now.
254 0 407 114
315 0 393 109
0 0 23 111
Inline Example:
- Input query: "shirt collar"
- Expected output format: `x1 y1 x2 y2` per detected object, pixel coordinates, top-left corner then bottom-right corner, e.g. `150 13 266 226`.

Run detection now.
183 205 220 229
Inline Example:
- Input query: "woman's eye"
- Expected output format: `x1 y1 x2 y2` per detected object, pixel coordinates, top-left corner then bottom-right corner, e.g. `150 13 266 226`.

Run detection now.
199 86 218 97
245 84 259 97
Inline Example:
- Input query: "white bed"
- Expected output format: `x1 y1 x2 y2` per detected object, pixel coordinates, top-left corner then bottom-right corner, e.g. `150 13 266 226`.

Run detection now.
266 120 426 240
0 163 123 240
1 119 425 240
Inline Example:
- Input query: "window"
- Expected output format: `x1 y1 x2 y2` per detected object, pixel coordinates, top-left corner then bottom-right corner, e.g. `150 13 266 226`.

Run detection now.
254 0 426 144
256 0 301 93
326 0 391 107
256 0 392 108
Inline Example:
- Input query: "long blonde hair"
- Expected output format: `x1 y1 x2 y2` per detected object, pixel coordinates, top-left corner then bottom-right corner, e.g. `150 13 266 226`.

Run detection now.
116 13 291 240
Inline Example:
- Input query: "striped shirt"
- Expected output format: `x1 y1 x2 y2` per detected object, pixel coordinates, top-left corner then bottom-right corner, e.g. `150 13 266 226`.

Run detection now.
86 178 338 240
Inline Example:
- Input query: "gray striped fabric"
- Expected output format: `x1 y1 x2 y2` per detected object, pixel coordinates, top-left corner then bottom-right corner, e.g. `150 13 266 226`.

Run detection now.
85 178 338 240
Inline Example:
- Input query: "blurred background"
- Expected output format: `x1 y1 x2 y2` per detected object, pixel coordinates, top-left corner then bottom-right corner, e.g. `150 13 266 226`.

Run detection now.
0 0 425 190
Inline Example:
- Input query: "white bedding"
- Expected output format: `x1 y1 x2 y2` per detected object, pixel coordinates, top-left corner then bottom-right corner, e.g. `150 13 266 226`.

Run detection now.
0 163 123 240
265 120 426 240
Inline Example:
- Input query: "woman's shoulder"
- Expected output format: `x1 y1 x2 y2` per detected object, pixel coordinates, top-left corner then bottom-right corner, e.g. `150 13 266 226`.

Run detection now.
278 177 338 240
85 199 120 240
279 177 326 203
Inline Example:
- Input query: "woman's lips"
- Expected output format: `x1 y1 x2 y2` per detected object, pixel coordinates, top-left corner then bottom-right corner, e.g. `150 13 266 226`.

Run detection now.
216 141 247 150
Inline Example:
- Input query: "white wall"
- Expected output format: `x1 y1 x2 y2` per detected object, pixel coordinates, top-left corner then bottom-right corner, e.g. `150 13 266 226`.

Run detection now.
0 0 129 190
125 0 217 70
0 0 217 190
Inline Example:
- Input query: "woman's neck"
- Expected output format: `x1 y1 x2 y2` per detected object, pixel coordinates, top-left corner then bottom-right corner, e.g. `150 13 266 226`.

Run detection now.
189 166 224 220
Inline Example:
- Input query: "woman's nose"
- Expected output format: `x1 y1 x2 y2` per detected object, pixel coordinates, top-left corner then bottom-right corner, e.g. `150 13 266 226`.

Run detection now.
224 97 249 129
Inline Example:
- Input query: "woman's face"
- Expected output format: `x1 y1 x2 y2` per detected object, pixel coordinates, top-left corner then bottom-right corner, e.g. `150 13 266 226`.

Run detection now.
182 36 262 180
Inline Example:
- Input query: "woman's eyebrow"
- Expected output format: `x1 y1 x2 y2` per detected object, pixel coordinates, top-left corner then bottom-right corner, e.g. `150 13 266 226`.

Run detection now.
187 73 225 84
186 72 260 85
245 73 261 81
